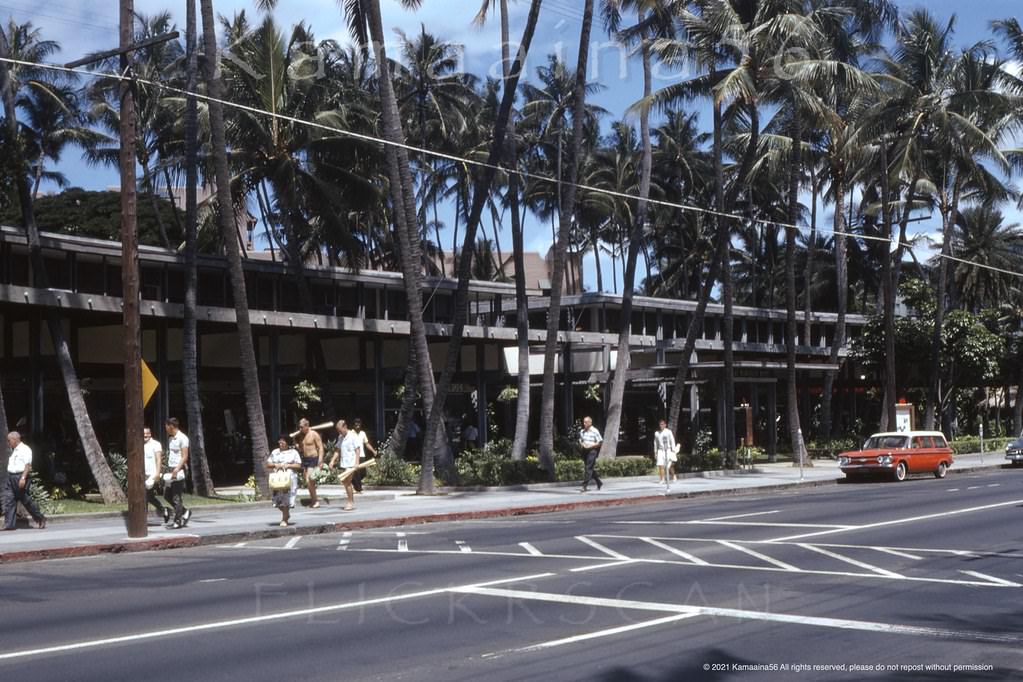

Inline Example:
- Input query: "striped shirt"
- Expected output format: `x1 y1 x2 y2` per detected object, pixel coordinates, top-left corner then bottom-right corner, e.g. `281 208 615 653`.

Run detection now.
579 426 603 447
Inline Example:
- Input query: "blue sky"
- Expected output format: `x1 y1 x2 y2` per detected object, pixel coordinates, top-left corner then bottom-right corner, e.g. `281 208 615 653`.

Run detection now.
7 0 1022 291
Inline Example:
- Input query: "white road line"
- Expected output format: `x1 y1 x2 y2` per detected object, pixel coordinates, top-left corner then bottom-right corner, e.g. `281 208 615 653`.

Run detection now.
283 536 302 550
198 578 227 583
396 532 408 552
871 547 923 561
770 498 1023 542
947 488 959 492
639 537 709 565
689 521 854 529
0 573 558 662
967 486 981 490
716 540 801 572
337 532 352 551
703 510 780 521
797 544 902 578
456 541 472 553
987 484 1001 488
344 546 1019 589
575 536 630 560
570 560 637 573
960 571 1021 587
491 613 701 655
519 542 543 556
232 542 247 548
452 587 1020 644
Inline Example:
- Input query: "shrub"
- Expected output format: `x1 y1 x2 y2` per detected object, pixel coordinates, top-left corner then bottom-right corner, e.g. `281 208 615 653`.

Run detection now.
366 451 419 487
456 447 546 486
105 452 128 492
951 437 1012 455
28 472 65 515
554 458 584 482
596 456 653 478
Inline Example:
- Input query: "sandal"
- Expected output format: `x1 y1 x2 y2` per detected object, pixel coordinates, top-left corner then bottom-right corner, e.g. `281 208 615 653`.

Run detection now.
343 505 355 511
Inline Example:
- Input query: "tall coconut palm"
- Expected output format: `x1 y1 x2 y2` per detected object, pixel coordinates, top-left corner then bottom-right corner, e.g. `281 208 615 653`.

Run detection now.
538 0 596 470
597 0 673 461
0 22 125 503
475 0 535 461
952 205 1023 313
199 0 270 495
18 83 100 197
421 0 543 481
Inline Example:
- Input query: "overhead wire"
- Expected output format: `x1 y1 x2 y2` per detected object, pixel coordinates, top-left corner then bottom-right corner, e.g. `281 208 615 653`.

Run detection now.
1 54 1021 281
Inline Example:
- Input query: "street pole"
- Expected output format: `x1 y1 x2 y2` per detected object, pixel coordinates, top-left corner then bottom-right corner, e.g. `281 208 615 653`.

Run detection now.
120 0 145 538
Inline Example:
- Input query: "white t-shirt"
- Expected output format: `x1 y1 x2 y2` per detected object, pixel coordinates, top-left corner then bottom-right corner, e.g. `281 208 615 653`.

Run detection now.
268 447 301 468
144 439 163 477
654 429 676 455
167 431 190 468
339 432 362 469
463 425 479 444
8 442 32 474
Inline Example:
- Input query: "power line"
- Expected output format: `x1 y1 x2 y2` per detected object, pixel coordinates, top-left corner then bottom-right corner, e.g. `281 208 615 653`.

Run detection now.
1 54 1021 282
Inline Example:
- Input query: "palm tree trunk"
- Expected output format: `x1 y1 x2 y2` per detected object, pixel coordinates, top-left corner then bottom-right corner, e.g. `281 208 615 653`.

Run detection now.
591 226 603 292
667 103 759 435
0 376 9 480
362 0 444 491
162 166 185 238
539 0 594 471
804 165 818 346
785 93 809 467
925 181 962 430
821 168 847 445
200 0 270 495
1013 366 1022 437
599 33 653 461
421 0 542 478
140 155 171 248
878 144 897 432
1 29 126 504
183 0 215 496
720 99 736 464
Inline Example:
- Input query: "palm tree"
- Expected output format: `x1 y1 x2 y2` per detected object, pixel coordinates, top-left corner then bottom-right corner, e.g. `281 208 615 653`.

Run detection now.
18 83 100 197
538 0 596 471
180 0 215 496
199 0 270 495
597 0 673 461
952 205 1023 313
420 0 543 481
475 0 535 461
0 21 125 503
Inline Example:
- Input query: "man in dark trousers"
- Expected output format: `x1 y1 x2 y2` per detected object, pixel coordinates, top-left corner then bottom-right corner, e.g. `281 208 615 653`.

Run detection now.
163 418 191 529
3 432 46 530
578 416 604 493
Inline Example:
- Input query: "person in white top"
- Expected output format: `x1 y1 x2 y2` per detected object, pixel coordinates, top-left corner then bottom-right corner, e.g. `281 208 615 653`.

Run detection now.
266 435 302 526
143 427 170 524
351 418 375 494
3 432 46 530
329 420 362 511
163 418 191 528
654 419 678 484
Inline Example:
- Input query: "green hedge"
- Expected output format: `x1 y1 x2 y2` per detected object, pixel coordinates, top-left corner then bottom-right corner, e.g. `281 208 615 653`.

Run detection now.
455 449 653 487
950 437 1013 455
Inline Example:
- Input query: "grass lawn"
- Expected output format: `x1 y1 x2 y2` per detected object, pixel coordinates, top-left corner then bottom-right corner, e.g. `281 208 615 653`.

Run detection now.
49 494 246 515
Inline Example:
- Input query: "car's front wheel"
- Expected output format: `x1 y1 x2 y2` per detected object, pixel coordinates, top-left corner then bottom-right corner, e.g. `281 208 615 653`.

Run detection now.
893 461 907 482
934 462 947 479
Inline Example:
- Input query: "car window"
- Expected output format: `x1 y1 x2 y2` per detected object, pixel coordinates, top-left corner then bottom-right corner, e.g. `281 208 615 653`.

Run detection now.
911 437 925 449
865 435 910 449
933 435 947 448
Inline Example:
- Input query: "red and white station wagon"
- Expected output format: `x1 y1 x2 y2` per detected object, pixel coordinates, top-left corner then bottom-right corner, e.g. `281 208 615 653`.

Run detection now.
838 431 954 481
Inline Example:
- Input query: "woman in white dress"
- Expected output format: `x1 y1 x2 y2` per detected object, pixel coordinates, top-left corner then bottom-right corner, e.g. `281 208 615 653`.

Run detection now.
266 435 302 526
654 419 678 483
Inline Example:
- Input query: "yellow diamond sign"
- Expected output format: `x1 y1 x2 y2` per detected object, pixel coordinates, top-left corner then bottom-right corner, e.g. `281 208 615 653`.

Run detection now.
141 359 159 408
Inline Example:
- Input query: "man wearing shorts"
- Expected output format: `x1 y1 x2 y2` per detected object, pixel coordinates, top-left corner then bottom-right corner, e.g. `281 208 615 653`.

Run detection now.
297 419 324 508
329 420 362 511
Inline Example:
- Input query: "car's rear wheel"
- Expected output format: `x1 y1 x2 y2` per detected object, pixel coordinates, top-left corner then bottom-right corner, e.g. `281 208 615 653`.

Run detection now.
934 462 947 479
893 461 907 482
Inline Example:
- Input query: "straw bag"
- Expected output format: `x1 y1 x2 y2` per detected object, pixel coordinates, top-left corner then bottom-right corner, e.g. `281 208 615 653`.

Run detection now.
269 469 292 491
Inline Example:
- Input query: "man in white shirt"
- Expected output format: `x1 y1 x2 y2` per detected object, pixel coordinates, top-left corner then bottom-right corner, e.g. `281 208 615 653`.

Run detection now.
578 417 604 493
163 418 191 529
351 418 375 494
3 432 46 530
329 420 362 511
143 427 170 524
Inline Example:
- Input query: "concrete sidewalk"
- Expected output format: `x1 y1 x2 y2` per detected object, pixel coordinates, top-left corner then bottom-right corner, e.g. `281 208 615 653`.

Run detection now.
0 453 1007 564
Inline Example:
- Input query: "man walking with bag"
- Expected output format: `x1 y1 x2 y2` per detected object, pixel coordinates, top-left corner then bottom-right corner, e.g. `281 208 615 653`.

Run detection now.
143 427 170 524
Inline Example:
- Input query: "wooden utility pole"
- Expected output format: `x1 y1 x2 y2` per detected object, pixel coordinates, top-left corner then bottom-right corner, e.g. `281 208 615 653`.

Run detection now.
120 0 145 538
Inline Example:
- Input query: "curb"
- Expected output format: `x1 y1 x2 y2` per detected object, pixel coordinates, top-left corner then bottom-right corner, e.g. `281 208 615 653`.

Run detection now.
0 461 1010 565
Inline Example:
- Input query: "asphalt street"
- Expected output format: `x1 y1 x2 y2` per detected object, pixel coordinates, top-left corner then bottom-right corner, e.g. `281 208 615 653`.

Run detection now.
2 468 1022 681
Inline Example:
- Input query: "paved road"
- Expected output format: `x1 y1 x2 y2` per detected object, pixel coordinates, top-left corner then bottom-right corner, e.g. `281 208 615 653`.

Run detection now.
2 468 1022 681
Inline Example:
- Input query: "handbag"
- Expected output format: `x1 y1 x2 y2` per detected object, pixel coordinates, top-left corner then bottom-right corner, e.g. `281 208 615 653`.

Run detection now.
269 469 292 491
669 444 680 463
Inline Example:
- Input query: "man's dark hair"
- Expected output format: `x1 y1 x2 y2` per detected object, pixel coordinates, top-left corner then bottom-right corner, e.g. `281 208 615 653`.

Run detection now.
278 434 291 444
165 417 180 428
353 418 363 428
